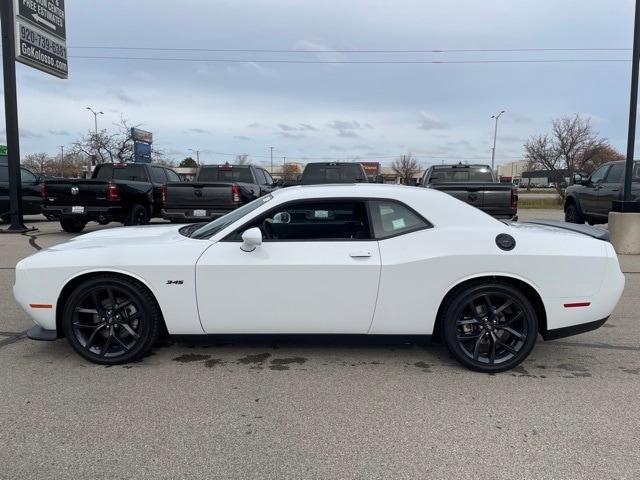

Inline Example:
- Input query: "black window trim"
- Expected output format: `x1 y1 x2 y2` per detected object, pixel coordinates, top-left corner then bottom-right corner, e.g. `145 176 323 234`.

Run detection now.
220 196 433 243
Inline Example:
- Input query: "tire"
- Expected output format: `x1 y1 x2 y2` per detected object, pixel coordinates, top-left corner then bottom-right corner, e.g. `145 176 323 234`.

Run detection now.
441 282 538 373
564 203 584 224
61 274 161 365
0 214 9 223
60 217 87 233
124 204 149 226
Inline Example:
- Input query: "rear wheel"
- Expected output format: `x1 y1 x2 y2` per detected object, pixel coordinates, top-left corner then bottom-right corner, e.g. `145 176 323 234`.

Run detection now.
565 203 584 224
60 217 87 233
441 282 538 373
124 204 149 226
61 275 160 364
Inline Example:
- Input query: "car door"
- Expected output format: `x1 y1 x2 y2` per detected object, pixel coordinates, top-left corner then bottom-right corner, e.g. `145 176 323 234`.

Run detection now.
254 168 274 196
580 164 609 215
148 166 167 215
195 199 381 334
595 163 623 217
20 168 42 215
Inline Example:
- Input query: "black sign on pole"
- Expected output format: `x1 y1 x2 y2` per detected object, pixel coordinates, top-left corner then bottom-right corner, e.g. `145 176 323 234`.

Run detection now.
14 0 67 79
1 0 27 232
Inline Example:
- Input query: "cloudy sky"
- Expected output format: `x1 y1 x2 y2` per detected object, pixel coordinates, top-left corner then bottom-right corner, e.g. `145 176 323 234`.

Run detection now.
1 0 637 168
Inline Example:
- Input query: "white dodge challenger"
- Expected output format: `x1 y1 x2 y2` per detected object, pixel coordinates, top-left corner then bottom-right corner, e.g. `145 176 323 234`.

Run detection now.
14 184 624 372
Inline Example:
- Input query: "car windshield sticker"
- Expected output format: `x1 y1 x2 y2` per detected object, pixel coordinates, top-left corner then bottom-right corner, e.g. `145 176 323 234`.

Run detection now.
392 218 406 229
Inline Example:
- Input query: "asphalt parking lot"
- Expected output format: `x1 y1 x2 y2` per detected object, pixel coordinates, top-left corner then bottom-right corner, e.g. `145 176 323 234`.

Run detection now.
1 211 639 479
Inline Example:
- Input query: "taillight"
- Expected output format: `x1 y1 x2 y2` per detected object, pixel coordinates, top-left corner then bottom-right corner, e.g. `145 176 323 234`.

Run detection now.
161 184 168 206
231 184 241 204
107 182 120 201
41 183 48 199
511 188 518 209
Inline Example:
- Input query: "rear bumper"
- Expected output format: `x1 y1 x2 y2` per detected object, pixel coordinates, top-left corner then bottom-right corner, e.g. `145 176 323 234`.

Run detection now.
161 207 235 222
42 205 125 220
542 317 608 341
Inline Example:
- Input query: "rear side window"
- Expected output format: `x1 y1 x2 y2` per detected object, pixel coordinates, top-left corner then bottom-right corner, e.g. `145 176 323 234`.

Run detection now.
150 166 167 183
0 165 8 182
369 200 431 239
198 166 253 183
254 169 267 185
165 169 181 182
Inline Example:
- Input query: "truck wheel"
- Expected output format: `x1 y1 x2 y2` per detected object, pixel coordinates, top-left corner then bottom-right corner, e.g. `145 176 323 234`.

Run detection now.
125 204 149 226
564 204 584 224
60 217 87 233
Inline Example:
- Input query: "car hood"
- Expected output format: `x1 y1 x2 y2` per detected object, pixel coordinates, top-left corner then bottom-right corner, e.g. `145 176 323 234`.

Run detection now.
46 224 188 252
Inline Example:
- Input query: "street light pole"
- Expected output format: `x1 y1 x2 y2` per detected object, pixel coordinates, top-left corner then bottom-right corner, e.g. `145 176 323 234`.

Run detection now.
189 149 200 167
490 110 505 172
86 107 103 136
59 145 64 176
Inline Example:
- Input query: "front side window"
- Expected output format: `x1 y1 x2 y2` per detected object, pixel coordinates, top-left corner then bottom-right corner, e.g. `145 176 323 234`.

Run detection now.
589 165 609 184
254 169 267 185
369 200 431 239
229 200 371 241
263 170 274 184
605 164 624 184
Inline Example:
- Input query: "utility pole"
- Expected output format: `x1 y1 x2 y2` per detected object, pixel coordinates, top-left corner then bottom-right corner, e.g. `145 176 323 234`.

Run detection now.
1 0 27 231
490 110 505 172
59 145 64 176
189 149 200 167
269 146 274 174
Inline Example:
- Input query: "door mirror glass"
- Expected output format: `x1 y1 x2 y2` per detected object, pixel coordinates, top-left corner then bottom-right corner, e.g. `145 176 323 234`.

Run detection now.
240 227 262 252
573 173 583 185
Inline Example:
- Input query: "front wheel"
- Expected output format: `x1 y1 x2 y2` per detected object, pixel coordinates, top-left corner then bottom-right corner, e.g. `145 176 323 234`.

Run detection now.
61 275 161 364
60 217 87 233
441 282 538 373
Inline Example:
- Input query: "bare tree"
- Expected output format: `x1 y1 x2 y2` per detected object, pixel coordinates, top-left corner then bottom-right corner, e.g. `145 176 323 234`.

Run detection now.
392 153 420 185
71 116 137 165
22 153 53 176
524 114 623 199
282 163 299 184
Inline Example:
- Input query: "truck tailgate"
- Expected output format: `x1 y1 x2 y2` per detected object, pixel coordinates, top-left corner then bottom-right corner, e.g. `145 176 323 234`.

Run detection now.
165 182 236 208
44 180 110 207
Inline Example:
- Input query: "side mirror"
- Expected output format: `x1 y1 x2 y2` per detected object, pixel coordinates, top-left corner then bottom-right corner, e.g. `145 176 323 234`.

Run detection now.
573 173 583 185
240 227 262 252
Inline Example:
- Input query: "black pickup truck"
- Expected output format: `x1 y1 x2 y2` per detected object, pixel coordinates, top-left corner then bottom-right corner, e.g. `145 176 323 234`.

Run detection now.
0 162 43 222
42 163 182 233
299 162 368 185
419 164 518 220
564 160 640 225
162 164 278 222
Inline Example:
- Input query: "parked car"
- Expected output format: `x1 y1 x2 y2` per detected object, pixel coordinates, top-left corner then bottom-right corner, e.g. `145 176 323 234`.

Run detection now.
16 184 624 372
565 160 640 225
299 162 368 185
42 163 181 233
419 163 518 220
162 164 278 222
0 163 43 222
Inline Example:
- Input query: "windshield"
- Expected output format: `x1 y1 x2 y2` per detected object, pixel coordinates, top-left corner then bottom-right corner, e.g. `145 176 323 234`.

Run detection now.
190 194 273 239
198 166 253 183
429 167 494 183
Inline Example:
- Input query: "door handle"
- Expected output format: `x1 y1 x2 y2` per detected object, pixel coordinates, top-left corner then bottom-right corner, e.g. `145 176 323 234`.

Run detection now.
349 251 372 258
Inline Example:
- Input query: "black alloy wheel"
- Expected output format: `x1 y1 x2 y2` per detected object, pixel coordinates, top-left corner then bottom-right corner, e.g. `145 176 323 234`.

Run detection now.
62 275 160 364
125 204 149 226
442 282 538 373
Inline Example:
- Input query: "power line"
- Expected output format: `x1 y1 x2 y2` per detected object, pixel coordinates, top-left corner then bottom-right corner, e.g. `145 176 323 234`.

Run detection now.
68 55 631 64
68 46 632 53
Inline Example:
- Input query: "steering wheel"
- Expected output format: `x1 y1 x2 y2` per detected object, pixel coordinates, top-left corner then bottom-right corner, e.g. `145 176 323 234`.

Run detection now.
262 219 276 240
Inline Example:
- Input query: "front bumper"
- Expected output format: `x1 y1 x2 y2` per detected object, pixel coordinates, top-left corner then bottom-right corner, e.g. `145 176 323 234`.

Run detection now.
27 325 58 341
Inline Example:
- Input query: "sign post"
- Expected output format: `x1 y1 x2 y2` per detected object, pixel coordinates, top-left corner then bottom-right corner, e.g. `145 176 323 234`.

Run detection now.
0 0 67 233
